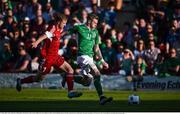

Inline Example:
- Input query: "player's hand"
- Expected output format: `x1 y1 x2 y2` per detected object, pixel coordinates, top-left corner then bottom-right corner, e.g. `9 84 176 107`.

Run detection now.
31 42 38 48
102 61 109 69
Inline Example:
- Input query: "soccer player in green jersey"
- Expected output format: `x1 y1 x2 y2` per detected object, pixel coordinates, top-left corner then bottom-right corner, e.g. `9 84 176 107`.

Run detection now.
64 14 113 105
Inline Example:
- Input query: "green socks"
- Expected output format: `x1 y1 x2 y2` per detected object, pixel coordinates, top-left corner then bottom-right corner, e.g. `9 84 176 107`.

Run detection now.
94 76 103 97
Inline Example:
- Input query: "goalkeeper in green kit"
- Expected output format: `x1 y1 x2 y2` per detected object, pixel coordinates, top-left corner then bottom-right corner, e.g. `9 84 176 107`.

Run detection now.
63 14 113 105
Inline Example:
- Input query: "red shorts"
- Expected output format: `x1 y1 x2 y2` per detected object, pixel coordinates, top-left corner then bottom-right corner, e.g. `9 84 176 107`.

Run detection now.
39 55 64 75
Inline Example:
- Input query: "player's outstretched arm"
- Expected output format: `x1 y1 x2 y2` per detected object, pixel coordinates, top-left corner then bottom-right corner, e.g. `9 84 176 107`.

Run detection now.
32 25 56 48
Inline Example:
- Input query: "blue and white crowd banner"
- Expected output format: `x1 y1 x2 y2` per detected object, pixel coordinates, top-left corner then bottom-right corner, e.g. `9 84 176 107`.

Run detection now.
0 73 180 91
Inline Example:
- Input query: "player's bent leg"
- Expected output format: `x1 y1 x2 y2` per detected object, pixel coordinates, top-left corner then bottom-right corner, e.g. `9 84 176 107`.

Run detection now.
16 75 36 92
58 61 82 98
91 66 103 97
92 67 113 105
59 61 74 91
93 75 103 96
16 73 45 92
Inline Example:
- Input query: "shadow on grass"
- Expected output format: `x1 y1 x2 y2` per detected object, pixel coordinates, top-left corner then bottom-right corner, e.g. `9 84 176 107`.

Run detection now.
0 100 180 112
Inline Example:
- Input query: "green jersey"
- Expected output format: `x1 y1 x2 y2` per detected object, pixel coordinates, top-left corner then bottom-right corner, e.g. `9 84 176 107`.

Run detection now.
69 24 100 57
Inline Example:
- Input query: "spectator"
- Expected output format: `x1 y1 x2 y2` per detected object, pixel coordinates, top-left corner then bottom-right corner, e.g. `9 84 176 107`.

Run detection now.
63 7 71 17
133 56 147 76
63 6 72 31
145 5 166 44
123 22 133 49
154 52 166 76
173 31 180 58
0 0 13 17
166 19 180 49
110 28 117 44
138 18 147 39
13 2 26 22
25 0 42 20
26 37 40 72
31 15 46 36
132 56 146 91
102 1 117 28
132 25 140 48
162 48 180 76
172 3 180 21
133 39 145 59
1 15 14 32
144 40 161 74
20 24 31 41
116 31 124 43
112 31 124 50
147 32 156 43
145 23 157 43
101 38 116 73
42 2 56 23
115 43 124 72
11 41 32 72
80 9 88 24
0 42 14 72
73 9 88 24
92 4 103 22
9 28 21 59
98 21 111 39
119 49 134 76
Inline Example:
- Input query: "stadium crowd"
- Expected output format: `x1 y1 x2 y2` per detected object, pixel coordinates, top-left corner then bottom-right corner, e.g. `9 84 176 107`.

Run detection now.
0 0 179 77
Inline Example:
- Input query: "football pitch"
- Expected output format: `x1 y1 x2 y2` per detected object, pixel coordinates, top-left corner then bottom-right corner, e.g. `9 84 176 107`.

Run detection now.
0 88 180 112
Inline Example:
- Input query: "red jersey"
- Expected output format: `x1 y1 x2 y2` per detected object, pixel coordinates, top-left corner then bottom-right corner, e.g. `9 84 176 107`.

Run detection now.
41 25 61 59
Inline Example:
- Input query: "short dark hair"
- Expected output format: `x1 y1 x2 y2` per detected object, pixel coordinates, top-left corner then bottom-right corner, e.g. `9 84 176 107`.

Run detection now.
88 13 99 21
53 12 67 23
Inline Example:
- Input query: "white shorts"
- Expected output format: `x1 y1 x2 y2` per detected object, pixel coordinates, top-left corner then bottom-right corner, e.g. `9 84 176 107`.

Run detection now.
77 55 98 76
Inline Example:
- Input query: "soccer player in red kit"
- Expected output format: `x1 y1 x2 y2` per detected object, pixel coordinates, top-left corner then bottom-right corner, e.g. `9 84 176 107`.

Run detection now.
16 13 82 98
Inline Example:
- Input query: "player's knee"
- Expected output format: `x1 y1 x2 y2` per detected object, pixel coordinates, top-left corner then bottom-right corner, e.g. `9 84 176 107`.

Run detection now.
67 67 74 74
94 71 101 76
91 68 100 76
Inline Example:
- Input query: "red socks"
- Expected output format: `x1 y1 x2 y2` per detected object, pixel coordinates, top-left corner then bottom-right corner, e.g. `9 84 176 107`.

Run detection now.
21 75 36 84
21 74 74 92
66 73 74 92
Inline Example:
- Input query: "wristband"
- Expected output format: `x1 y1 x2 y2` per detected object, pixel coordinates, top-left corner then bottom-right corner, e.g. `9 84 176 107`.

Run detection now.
100 59 105 63
45 31 53 38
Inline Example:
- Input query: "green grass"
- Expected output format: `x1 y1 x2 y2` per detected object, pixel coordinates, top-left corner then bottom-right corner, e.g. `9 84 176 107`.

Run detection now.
0 88 180 112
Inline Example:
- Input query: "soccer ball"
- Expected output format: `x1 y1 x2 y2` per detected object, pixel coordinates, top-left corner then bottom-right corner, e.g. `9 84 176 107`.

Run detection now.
128 94 140 104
